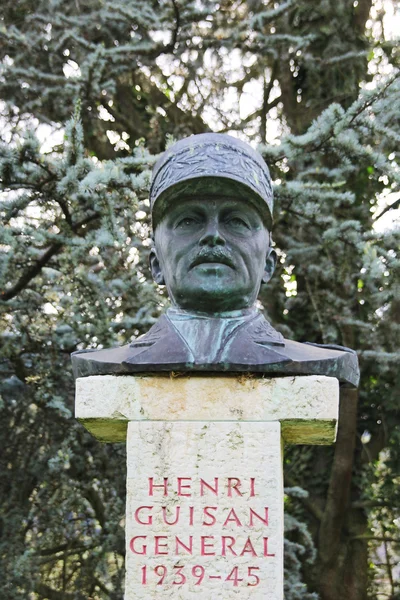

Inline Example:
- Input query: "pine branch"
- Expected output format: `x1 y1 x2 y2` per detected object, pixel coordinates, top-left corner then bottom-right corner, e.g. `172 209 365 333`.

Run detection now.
261 61 279 143
374 197 400 221
1 211 100 301
34 583 75 600
351 500 393 509
1 241 63 302
383 535 395 597
84 486 106 529
271 73 400 162
170 0 181 52
284 474 323 521
39 543 88 556
350 535 400 543
94 578 113 596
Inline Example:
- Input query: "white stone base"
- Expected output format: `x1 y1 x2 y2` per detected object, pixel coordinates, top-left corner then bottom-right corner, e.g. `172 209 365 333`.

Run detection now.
75 373 340 599
125 420 283 600
76 374 339 445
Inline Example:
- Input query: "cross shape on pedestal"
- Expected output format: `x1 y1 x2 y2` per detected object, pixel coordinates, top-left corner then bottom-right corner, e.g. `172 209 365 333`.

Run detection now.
75 374 339 600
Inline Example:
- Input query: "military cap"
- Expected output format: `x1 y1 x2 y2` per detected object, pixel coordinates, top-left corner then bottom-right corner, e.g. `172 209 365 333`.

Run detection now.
149 133 274 228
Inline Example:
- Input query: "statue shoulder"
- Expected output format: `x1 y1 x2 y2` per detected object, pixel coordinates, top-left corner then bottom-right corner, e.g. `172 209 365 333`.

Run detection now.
70 314 179 379
303 341 357 355
279 338 360 387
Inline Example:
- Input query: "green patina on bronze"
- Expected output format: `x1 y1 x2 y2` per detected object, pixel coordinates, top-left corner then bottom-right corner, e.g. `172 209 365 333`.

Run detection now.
150 196 276 313
72 133 359 387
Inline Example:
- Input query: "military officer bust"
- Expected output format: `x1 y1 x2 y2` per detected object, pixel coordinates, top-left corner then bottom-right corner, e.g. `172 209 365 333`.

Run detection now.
72 134 359 387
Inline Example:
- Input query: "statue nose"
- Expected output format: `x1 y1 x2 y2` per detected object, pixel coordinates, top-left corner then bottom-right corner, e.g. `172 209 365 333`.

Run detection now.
199 219 226 246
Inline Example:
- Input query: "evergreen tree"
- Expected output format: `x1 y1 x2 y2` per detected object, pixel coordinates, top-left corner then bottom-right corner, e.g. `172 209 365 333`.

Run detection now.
1 1 399 598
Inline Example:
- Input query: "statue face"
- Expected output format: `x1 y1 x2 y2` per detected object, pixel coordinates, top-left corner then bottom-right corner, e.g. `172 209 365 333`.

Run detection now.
150 197 276 313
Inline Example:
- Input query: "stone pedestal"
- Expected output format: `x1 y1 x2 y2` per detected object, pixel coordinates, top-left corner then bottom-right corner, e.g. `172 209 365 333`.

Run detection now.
75 374 339 599
126 421 282 599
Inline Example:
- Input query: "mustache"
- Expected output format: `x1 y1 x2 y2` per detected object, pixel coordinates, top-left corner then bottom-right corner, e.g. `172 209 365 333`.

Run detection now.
190 247 235 269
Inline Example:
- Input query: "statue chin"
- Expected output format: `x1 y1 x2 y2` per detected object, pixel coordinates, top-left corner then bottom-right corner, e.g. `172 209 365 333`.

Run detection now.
168 277 257 315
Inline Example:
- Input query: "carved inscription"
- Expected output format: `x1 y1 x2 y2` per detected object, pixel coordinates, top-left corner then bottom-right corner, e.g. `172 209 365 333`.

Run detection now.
125 421 283 599
129 477 275 587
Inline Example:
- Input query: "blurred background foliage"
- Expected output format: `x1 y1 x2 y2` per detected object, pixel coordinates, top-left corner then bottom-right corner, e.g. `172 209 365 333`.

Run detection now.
0 1 399 598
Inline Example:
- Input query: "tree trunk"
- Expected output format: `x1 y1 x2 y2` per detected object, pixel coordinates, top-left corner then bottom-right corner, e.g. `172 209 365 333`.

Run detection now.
316 388 369 600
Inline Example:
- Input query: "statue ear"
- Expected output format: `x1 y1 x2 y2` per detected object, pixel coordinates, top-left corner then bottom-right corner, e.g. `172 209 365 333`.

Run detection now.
149 248 165 285
262 247 277 284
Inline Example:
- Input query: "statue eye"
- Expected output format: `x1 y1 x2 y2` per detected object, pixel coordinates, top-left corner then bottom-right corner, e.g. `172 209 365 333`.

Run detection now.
175 216 198 229
226 217 250 230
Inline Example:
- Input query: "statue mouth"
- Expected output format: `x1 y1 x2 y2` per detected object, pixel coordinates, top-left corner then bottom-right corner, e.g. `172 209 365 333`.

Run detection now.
190 251 235 270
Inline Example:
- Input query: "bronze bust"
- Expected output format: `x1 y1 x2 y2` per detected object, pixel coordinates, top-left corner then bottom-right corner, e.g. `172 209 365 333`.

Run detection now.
72 134 359 387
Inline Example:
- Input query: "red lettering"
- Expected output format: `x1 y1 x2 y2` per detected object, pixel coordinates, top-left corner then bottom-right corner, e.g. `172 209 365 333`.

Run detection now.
134 506 153 525
173 565 186 584
226 566 243 585
200 478 219 496
162 506 180 525
248 566 260 586
155 565 167 584
223 508 242 527
129 536 147 555
175 536 193 555
249 507 269 526
250 477 256 497
192 565 205 584
189 506 194 526
149 477 168 496
141 565 147 584
201 536 216 556
222 536 237 556
240 537 257 557
227 478 242 497
177 477 192 496
263 537 275 557
202 506 218 526
155 536 168 555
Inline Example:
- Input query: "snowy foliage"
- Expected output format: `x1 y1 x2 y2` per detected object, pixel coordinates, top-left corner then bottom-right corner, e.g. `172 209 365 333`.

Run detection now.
1 1 399 599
